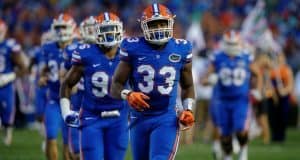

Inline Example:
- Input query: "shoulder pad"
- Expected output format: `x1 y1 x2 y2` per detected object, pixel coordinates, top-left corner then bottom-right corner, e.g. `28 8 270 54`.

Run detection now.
120 37 142 52
6 38 21 52
173 38 192 54
66 43 78 51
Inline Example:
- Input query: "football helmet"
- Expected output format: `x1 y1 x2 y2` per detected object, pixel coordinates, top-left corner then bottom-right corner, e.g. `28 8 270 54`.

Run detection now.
51 13 76 42
95 12 123 47
0 19 7 43
41 30 55 45
140 3 174 45
221 30 242 56
80 16 97 43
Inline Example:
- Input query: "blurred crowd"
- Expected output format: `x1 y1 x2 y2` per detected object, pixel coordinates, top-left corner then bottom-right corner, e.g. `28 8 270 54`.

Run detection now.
1 0 300 145
1 0 300 70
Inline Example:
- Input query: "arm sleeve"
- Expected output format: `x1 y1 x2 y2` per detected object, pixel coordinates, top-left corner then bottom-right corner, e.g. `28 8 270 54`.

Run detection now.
71 50 83 66
119 38 133 63
182 40 193 64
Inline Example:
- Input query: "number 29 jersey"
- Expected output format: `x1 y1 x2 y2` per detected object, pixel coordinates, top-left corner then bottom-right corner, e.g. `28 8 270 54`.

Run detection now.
120 37 192 114
72 43 124 112
210 51 254 99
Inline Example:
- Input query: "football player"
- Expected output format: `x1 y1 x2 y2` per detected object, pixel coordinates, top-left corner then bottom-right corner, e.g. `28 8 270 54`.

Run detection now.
206 30 262 160
28 30 55 151
62 16 97 160
0 19 28 146
39 13 76 160
110 3 195 160
60 12 129 160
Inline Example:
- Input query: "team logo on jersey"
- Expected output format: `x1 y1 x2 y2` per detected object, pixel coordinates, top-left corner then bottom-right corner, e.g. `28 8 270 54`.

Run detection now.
169 53 181 63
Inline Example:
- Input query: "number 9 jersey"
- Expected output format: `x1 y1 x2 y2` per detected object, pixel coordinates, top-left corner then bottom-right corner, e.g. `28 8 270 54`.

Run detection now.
120 37 192 114
71 43 124 112
210 50 254 99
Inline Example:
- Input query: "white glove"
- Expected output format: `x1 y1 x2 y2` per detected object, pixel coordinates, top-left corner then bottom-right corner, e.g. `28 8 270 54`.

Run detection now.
0 72 16 87
60 98 79 127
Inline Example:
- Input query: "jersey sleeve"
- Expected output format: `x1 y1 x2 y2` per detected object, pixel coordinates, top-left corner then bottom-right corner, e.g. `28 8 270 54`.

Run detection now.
248 52 254 63
119 38 137 63
71 49 83 66
6 38 21 54
64 43 78 69
181 40 193 64
41 44 49 64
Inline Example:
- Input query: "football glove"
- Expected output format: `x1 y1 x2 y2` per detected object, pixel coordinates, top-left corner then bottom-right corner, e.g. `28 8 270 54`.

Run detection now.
179 110 195 127
60 98 79 128
65 112 79 128
127 92 150 111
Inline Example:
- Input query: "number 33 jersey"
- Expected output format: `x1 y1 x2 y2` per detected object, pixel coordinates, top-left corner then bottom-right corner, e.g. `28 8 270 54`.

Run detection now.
210 51 254 99
120 37 192 114
72 43 124 111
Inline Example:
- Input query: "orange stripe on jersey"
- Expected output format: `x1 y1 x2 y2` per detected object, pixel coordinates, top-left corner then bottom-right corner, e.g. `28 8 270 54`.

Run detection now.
168 128 180 160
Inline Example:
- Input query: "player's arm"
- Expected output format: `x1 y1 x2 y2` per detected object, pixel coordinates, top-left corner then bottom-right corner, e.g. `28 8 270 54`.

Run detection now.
60 65 83 99
250 62 263 100
38 62 50 86
200 63 217 86
179 62 195 127
111 61 150 110
59 64 83 127
0 49 28 87
12 50 29 76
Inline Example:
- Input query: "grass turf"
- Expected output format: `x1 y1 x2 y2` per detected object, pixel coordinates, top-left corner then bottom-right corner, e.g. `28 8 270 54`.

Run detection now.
0 128 299 160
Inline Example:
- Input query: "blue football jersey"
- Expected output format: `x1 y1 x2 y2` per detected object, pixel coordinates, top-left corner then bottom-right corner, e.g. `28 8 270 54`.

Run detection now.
42 42 65 100
72 43 124 111
210 51 254 98
0 39 21 74
64 41 85 91
29 46 46 84
120 37 192 114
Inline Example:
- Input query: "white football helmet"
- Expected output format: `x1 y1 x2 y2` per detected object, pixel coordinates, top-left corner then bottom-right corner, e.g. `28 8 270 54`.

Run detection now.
95 12 123 47
140 3 174 45
221 30 242 56
80 16 97 43
51 13 76 42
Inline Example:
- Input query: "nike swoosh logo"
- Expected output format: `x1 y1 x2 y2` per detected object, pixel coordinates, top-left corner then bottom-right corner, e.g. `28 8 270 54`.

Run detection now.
138 57 146 61
84 117 97 120
93 64 101 67
130 116 137 119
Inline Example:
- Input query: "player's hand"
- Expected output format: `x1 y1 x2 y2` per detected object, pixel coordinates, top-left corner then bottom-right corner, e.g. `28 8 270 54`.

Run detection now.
179 110 195 128
127 92 150 111
38 76 48 86
65 111 79 128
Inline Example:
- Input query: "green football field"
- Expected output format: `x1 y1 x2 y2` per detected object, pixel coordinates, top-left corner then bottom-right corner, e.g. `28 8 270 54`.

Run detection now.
0 128 299 160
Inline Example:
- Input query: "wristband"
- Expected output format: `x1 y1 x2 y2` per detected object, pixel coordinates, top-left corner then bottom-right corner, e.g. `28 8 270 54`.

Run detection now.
121 89 132 100
183 98 195 111
60 98 71 120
